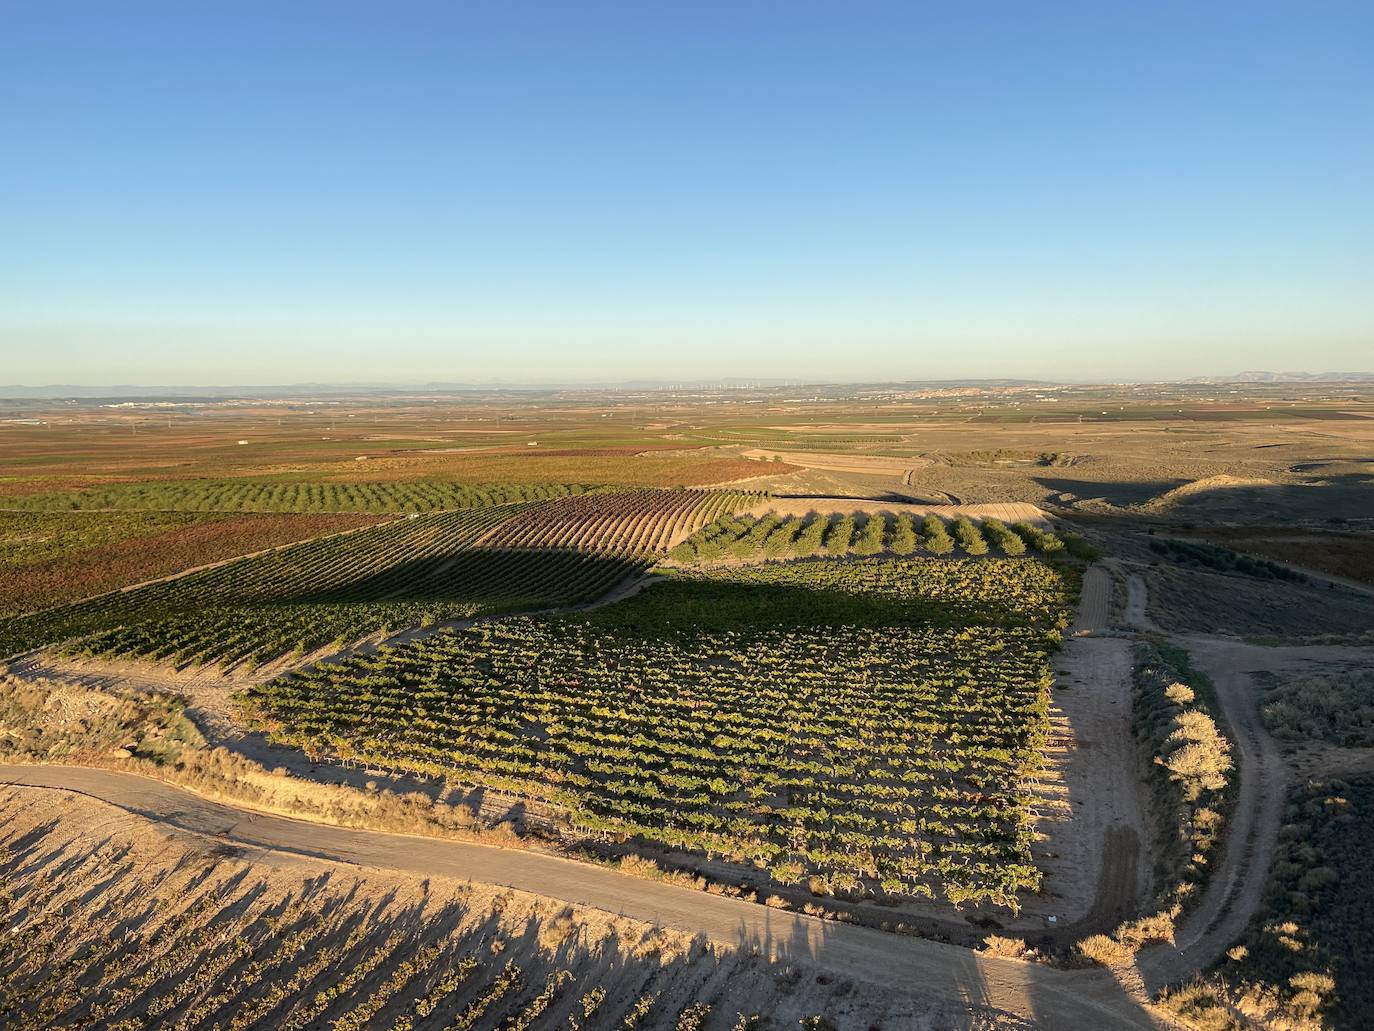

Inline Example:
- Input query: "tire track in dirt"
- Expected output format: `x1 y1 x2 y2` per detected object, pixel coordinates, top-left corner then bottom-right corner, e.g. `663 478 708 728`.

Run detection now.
1071 564 1112 633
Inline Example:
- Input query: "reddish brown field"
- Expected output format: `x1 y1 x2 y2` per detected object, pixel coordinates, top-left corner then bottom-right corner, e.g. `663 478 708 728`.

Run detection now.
0 512 387 617
305 450 785 487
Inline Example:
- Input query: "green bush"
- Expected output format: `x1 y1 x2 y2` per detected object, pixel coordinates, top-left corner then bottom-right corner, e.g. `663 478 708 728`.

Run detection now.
850 515 886 556
921 516 955 555
1261 669 1374 746
887 514 918 556
982 519 1026 556
823 516 857 556
949 517 989 556
1011 521 1065 555
792 516 828 557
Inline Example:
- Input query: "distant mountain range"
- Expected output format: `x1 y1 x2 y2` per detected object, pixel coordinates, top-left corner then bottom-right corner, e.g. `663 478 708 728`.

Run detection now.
1179 371 1374 384
0 372 1370 400
0 379 800 399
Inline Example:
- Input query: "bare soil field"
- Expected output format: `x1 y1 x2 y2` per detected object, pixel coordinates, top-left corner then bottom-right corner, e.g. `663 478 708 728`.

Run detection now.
739 448 930 476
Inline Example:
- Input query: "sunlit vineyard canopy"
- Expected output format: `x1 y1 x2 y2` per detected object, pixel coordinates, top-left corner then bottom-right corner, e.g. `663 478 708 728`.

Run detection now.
245 558 1075 909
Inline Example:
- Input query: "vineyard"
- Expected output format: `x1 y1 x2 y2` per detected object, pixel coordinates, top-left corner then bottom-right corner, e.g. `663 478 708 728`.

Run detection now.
3 479 598 514
245 558 1074 909
668 510 1064 565
0 511 387 617
478 489 757 555
0 505 648 669
0 510 214 567
0 788 909 1030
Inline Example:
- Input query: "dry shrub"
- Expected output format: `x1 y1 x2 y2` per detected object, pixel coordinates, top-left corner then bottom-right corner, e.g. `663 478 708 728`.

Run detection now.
1157 979 1244 1031
1162 706 1232 800
1159 966 1333 1031
980 935 1028 959
1112 908 1178 950
1074 934 1133 968
537 907 577 952
616 854 705 891
618 854 662 879
1165 681 1195 706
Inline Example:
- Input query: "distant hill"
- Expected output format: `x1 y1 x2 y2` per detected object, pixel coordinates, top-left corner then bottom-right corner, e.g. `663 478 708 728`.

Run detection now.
1 371 1371 401
1181 371 1374 384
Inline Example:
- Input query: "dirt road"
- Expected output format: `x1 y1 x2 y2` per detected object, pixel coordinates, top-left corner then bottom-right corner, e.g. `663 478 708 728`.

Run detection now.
1071 564 1113 634
1032 632 1146 932
1124 572 1153 631
0 763 1169 1029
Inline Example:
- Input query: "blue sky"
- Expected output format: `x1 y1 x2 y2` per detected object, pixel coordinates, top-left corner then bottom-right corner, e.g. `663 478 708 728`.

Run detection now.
3 1 1371 384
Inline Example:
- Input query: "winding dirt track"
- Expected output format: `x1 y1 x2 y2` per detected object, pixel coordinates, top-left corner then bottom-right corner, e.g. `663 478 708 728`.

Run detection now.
0 763 1167 1029
1135 636 1374 991
1134 636 1285 992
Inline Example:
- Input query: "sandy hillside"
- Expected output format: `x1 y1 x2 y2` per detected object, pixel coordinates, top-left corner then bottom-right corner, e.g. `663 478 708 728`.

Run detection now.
0 786 1030 1031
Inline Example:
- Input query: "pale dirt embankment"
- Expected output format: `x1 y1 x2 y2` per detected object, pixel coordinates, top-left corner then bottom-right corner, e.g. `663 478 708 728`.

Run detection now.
0 769 1169 1029
0 785 1002 1031
742 496 1053 527
739 448 929 476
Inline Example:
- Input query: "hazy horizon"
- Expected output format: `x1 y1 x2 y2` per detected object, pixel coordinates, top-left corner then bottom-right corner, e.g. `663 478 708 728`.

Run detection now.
4 369 1373 398
4 2 1371 384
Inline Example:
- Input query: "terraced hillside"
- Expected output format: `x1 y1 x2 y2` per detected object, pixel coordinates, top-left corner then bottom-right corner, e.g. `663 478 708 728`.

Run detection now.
0 788 928 1031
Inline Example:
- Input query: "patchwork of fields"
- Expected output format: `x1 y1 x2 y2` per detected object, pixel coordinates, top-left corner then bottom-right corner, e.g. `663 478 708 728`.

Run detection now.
4 390 1371 1028
0 510 388 617
2 476 1078 912
1 508 635 668
0 487 759 668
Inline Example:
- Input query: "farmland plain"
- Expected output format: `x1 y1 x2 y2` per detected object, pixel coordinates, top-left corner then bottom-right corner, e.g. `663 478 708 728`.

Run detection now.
1 381 1372 1029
